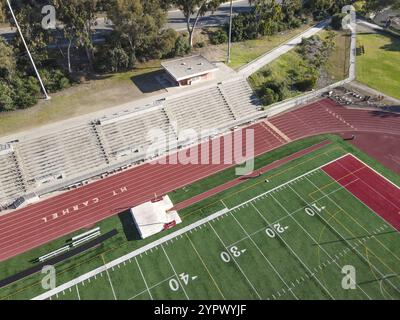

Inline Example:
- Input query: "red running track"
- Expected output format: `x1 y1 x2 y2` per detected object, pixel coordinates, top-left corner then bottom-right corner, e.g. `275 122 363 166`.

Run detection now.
321 154 400 231
0 124 283 261
1 98 399 262
171 140 331 212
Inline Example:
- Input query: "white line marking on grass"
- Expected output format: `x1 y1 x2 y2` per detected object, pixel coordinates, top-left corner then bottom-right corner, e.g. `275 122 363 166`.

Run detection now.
185 234 226 300
208 222 262 299
304 175 400 295
161 245 190 300
229 211 299 300
334 160 400 214
76 285 81 300
251 202 336 300
226 180 361 248
33 155 353 300
128 275 175 300
280 186 372 299
105 266 117 300
135 257 153 300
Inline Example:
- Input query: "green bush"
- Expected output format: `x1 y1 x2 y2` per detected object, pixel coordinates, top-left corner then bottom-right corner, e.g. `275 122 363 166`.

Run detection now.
157 29 179 58
12 76 40 109
40 69 71 93
0 81 14 111
209 29 228 45
293 75 318 91
174 36 191 56
331 13 347 30
258 80 287 105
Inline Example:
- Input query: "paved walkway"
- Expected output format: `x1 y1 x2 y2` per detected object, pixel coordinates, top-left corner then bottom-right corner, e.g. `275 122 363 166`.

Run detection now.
238 20 331 77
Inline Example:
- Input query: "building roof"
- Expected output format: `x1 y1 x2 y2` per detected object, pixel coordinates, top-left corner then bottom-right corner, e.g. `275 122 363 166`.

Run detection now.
161 55 219 82
130 195 181 239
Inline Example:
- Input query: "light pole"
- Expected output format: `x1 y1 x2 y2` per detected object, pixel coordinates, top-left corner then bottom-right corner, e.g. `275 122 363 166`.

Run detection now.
6 0 51 100
227 0 233 64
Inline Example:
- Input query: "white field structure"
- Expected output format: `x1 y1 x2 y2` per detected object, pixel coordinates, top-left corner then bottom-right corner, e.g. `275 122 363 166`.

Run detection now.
32 154 351 300
131 195 181 239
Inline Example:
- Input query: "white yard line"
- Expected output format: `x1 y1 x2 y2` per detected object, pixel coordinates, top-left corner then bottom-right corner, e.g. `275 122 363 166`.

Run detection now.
226 178 359 248
135 257 153 300
229 211 299 299
75 285 81 300
250 202 336 300
276 186 372 299
161 245 189 300
32 154 351 300
208 222 262 300
303 176 400 295
105 267 117 300
334 158 400 210
128 275 175 300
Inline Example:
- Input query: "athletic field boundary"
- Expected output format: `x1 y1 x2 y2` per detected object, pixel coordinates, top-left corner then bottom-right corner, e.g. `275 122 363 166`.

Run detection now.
32 153 357 300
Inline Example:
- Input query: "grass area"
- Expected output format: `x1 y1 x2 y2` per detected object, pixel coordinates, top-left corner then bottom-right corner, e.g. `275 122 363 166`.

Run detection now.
357 32 400 100
0 24 313 138
249 30 350 109
0 60 162 137
35 143 400 300
325 30 351 82
1 134 399 300
227 24 312 70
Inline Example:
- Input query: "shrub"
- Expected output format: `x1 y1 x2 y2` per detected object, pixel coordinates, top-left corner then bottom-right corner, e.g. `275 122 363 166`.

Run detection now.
40 69 71 92
0 81 15 111
209 29 228 45
174 36 191 56
12 76 40 109
157 29 179 58
293 75 318 91
331 13 347 30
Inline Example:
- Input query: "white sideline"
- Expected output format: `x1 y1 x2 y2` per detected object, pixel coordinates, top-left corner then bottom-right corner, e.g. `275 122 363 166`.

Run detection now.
32 153 350 300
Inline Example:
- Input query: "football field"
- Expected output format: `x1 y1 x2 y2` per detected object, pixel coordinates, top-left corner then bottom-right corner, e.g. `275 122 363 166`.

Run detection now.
39 148 400 300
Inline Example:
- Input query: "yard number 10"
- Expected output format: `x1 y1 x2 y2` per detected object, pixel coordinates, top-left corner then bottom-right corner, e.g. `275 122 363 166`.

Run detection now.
305 203 325 216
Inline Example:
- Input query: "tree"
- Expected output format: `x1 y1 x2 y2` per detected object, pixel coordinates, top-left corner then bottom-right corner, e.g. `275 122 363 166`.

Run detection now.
0 81 14 111
0 0 5 23
0 38 16 80
106 0 167 65
11 1 52 71
255 0 285 36
331 13 346 30
365 0 400 12
171 0 223 47
54 0 99 71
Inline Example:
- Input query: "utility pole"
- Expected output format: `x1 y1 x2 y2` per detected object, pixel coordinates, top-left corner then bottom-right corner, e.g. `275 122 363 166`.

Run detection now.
227 0 233 64
6 0 51 100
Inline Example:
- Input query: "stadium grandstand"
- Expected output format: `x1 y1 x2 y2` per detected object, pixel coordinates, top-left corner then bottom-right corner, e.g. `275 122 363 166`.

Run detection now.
0 77 261 211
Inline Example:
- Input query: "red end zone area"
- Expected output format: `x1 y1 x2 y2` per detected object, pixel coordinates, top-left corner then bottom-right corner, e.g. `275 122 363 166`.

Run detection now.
321 154 400 231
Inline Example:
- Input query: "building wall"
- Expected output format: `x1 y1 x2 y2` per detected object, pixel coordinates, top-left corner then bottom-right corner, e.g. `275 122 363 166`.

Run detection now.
178 72 214 86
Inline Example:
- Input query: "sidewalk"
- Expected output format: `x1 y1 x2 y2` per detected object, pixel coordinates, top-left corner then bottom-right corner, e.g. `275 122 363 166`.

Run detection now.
238 20 331 77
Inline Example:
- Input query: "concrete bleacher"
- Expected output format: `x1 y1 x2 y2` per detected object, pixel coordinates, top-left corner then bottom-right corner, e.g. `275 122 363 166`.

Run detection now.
165 86 235 137
218 78 261 120
16 124 108 187
97 106 176 160
0 145 26 208
0 78 260 208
